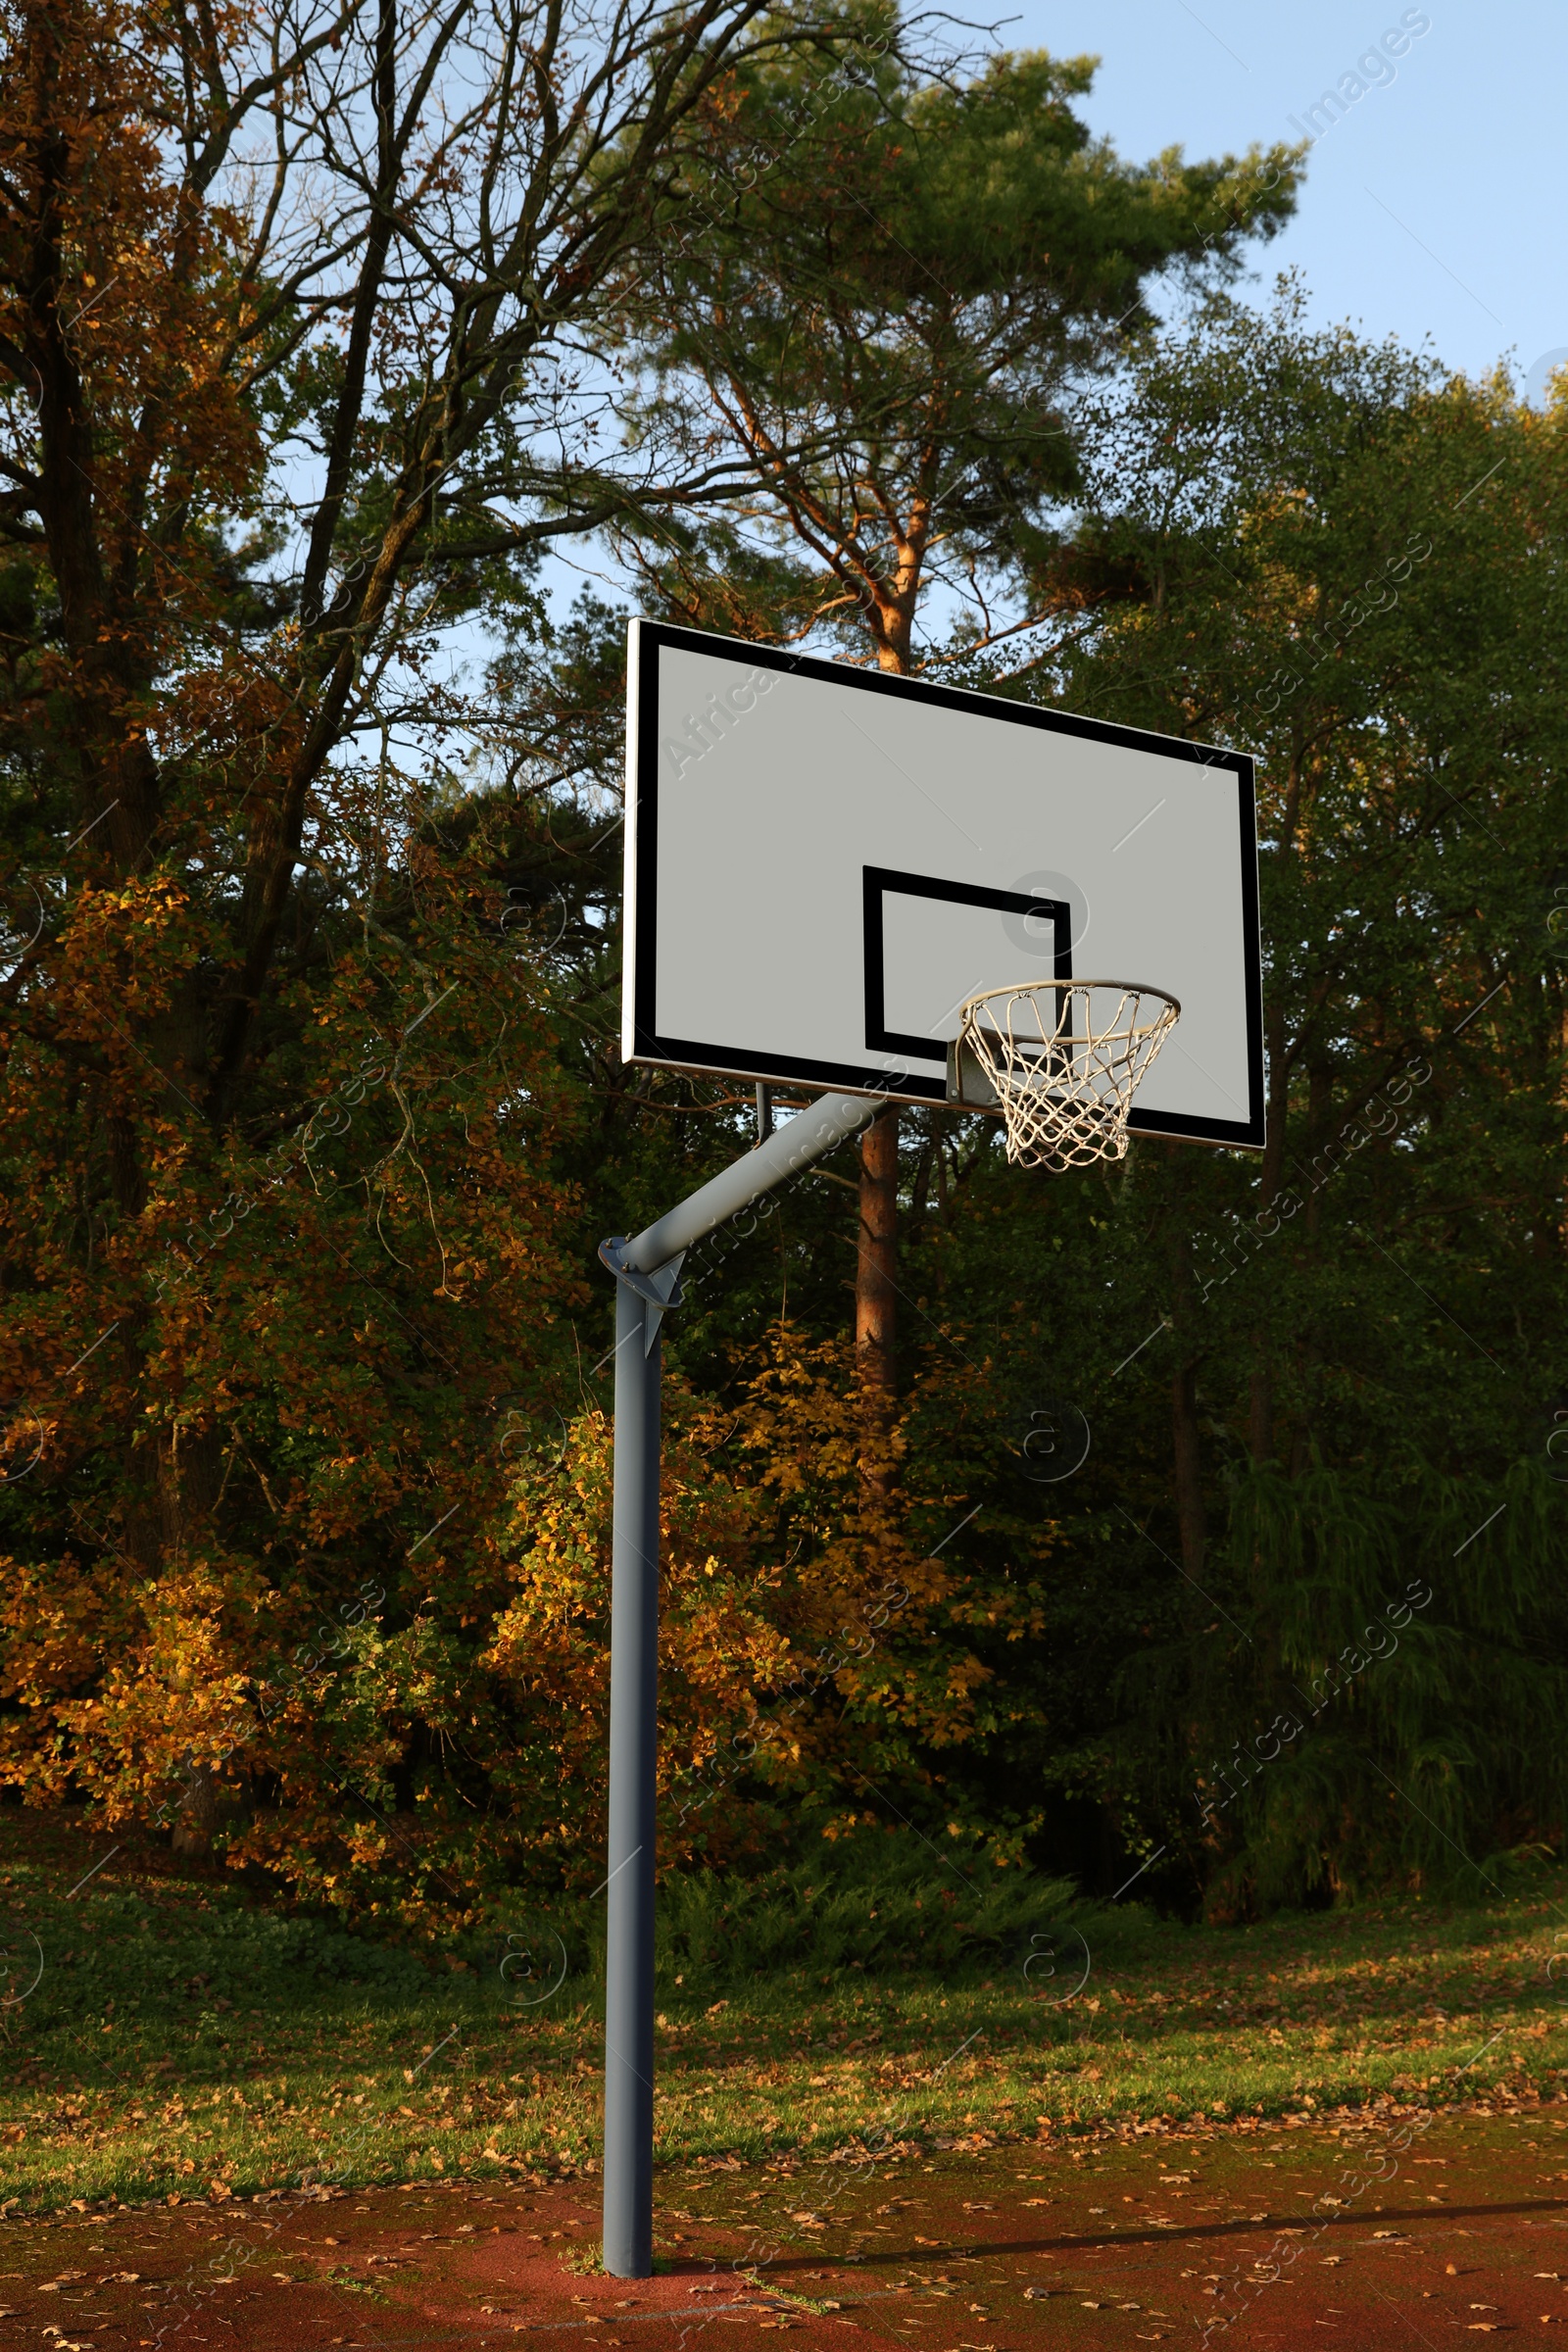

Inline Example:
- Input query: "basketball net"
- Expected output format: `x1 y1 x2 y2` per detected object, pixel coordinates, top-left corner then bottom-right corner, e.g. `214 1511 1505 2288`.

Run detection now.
956 981 1181 1172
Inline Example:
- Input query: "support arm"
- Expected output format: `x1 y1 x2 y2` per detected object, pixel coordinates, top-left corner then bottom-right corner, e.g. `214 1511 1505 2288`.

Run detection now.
612 1090 883 1277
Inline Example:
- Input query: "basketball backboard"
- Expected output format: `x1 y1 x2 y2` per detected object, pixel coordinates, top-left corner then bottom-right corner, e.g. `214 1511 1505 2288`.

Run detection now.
622 620 1264 1152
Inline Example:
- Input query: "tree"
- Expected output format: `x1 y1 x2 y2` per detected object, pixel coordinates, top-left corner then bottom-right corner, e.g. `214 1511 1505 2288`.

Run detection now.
607 35 1300 1424
0 0 904 1891
919 294 1568 1907
0 0 874 1126
613 41 1299 669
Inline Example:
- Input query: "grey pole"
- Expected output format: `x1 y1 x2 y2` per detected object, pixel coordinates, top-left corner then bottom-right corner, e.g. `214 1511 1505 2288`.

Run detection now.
617 1090 882 1277
598 1090 881 2277
602 1271 661 2278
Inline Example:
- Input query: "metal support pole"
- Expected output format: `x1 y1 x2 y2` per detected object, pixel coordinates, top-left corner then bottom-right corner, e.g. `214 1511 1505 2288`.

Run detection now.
598 1089 882 2278
602 1274 660 2278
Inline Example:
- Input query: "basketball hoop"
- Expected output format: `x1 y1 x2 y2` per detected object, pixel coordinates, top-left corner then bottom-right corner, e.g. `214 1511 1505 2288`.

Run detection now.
951 981 1180 1171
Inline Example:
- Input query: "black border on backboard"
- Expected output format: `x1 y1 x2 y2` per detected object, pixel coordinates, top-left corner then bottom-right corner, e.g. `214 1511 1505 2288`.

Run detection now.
626 618 1265 1151
863 866 1072 1063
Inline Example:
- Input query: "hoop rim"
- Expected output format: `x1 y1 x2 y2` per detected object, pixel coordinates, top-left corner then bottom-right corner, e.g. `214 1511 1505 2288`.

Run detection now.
960 977 1182 1022
950 983 1184 1148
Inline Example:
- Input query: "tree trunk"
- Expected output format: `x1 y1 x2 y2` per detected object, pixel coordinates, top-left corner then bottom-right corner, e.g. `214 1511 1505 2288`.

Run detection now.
169 1762 222 1861
857 1107 899 1404
1171 1352 1208 1581
1166 1192 1208 1580
854 612 916 1421
1248 1352 1275 1467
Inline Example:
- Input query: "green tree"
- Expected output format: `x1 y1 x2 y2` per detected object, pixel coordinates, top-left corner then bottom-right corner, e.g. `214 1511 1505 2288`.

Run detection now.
606 35 1299 1424
902 294 1568 1909
613 40 1299 671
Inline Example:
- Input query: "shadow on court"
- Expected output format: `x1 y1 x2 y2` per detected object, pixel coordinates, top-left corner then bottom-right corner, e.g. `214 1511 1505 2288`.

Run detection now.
2 2103 1566 2347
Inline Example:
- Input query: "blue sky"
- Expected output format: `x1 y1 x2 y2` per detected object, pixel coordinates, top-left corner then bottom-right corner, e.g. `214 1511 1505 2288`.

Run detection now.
1006 0 1564 393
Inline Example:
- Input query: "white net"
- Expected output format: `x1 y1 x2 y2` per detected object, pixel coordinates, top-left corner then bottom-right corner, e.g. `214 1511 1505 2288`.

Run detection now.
957 981 1181 1171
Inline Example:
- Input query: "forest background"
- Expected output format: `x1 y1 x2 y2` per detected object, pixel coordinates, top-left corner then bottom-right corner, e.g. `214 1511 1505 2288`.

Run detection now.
0 0 1563 1950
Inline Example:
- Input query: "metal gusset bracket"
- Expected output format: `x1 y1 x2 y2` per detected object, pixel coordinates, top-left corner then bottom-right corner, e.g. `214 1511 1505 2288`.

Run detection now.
598 1238 685 1354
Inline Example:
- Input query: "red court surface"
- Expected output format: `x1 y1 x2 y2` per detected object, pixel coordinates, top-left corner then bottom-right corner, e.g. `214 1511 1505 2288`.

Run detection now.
3 2101 1566 2348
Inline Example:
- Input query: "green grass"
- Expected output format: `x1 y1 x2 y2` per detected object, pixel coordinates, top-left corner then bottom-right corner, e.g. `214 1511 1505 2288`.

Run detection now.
3 1814 1567 2216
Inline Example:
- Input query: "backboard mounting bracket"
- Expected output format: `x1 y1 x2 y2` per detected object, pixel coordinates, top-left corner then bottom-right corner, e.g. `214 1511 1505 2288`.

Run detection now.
947 1034 1001 1111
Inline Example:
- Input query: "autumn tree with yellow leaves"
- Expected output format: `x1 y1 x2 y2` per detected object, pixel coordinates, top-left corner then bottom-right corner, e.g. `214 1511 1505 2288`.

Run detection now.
0 0 1011 1913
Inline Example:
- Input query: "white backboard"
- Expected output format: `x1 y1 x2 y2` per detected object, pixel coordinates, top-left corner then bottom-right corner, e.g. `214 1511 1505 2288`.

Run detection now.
622 621 1264 1152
